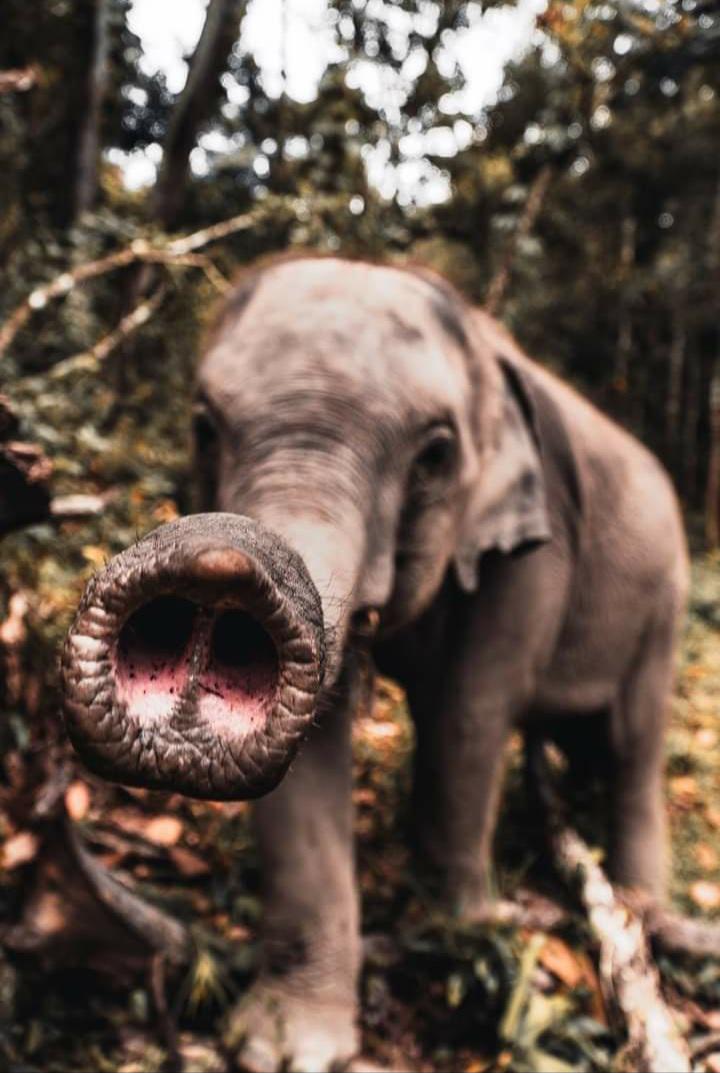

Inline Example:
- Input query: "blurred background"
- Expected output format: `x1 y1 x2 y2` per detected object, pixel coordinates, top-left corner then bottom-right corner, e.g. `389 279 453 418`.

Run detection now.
1 2 720 1070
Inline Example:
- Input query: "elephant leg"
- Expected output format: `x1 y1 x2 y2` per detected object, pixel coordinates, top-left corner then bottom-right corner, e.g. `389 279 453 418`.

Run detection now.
608 606 677 900
409 674 513 919
225 658 361 1073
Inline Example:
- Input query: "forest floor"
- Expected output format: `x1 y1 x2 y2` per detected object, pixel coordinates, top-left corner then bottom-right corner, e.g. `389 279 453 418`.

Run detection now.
1 363 719 1071
1 548 719 1072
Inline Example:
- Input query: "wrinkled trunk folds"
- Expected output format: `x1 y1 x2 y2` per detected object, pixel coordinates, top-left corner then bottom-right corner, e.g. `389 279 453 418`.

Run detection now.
62 514 325 800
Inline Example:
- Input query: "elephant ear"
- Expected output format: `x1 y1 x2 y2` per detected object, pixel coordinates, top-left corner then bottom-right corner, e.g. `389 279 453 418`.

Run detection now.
454 356 551 593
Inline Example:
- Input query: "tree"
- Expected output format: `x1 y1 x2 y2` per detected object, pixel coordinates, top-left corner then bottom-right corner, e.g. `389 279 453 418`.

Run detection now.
153 0 247 228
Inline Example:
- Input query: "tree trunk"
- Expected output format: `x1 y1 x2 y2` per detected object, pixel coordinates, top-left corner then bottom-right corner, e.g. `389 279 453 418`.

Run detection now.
682 348 700 504
706 362 720 549
666 299 686 479
74 0 112 220
615 212 637 393
485 163 553 317
704 172 720 545
152 0 245 228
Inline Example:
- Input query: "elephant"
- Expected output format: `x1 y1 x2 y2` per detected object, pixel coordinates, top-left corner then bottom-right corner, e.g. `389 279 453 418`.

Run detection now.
62 255 689 1072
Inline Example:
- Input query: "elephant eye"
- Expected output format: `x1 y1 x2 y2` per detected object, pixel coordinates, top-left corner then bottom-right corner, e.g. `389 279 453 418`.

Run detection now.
413 425 458 484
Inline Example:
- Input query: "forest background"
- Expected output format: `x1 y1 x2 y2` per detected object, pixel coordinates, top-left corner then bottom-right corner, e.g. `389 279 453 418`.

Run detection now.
1 1 720 1071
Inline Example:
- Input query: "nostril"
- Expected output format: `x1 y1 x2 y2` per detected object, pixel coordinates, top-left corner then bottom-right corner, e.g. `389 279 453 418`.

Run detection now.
119 596 196 663
116 596 197 719
198 610 279 724
211 610 277 673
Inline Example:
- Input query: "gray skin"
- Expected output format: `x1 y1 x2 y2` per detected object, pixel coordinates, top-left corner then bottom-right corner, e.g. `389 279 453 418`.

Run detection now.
192 256 689 1072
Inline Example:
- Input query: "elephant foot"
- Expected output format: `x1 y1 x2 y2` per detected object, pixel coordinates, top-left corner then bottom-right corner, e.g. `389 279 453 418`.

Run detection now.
225 980 359 1073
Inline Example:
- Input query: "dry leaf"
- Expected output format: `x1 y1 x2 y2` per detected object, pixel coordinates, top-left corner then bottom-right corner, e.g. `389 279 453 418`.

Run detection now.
706 807 720 830
0 592 28 647
538 936 606 1023
153 499 179 523
695 728 718 749
353 788 376 807
670 775 699 807
2 830 39 870
695 843 718 871
539 936 584 988
109 809 183 847
169 846 210 878
82 545 107 567
690 880 720 911
65 780 91 821
144 815 183 847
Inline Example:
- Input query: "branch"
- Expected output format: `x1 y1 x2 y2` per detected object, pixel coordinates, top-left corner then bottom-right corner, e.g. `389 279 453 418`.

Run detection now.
67 821 191 965
533 743 690 1073
485 163 553 317
152 0 246 227
47 284 168 381
74 0 112 219
0 196 342 360
49 494 106 521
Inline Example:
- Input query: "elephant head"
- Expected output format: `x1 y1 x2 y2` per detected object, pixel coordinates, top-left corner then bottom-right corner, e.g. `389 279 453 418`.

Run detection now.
62 256 549 799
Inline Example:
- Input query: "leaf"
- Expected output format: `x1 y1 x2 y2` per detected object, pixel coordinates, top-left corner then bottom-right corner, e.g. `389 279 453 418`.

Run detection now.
2 830 39 870
65 780 90 821
500 934 546 1043
144 815 183 847
152 499 179 523
523 1046 581 1073
538 936 584 989
695 843 718 871
109 809 183 847
82 545 107 567
690 880 720 910
669 775 699 807
169 845 210 878
695 728 718 749
447 972 466 1008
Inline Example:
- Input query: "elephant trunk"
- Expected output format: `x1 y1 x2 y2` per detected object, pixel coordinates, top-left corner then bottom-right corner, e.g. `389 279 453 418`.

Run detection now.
61 513 325 801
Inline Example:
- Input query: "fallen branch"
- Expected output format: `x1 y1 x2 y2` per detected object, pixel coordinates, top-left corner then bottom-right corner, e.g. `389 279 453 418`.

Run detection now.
533 743 691 1073
0 66 39 94
647 904 720 961
2 817 192 972
67 821 191 966
470 889 720 964
554 826 690 1071
49 493 106 521
0 194 343 359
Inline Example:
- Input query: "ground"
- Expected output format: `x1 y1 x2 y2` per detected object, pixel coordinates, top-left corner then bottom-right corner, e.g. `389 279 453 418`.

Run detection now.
1 363 719 1072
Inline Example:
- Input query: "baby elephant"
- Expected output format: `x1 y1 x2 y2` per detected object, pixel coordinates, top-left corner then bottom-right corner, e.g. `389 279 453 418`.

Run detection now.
199 256 687 1070
68 254 689 1071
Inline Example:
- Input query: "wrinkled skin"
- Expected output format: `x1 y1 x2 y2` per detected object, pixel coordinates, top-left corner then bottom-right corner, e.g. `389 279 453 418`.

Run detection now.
85 256 690 1071
62 513 327 801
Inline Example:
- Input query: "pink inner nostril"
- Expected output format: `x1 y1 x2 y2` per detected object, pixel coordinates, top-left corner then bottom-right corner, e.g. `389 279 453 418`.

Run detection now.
114 596 278 732
116 596 196 720
198 611 278 730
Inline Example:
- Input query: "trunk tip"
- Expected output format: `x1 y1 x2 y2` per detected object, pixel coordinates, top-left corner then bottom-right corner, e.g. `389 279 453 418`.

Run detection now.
189 547 253 582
